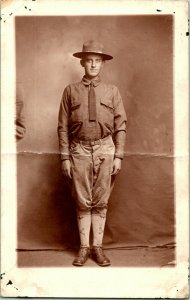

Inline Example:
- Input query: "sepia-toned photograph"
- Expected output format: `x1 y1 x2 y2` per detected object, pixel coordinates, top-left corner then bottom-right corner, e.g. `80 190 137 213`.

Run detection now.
16 14 175 268
1 0 189 298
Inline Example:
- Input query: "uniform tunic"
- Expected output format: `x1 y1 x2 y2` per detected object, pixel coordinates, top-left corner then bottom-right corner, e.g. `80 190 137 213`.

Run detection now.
58 76 127 215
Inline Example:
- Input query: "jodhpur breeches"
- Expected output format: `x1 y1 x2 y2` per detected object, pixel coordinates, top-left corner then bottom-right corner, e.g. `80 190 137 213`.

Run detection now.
70 135 115 215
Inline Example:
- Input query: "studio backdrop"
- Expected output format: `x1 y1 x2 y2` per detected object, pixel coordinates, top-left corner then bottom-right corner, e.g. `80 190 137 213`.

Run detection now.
16 16 174 251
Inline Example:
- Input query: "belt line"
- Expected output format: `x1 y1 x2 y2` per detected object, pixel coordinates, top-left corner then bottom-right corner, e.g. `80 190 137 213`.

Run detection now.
73 135 110 146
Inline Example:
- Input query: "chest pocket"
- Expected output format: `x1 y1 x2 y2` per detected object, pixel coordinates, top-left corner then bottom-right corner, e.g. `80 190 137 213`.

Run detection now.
100 96 114 129
69 96 83 124
70 96 81 111
100 97 114 113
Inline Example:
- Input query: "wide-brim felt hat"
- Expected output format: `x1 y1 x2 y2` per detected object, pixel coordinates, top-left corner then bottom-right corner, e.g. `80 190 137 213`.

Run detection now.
73 40 113 60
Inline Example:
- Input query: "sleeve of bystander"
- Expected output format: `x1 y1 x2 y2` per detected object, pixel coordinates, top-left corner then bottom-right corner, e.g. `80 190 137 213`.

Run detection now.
15 82 26 141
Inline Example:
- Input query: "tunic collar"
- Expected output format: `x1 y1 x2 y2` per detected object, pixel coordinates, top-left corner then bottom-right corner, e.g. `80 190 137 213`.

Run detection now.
81 75 101 87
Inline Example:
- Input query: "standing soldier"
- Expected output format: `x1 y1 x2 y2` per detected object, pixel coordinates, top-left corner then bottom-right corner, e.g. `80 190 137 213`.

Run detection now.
58 40 127 266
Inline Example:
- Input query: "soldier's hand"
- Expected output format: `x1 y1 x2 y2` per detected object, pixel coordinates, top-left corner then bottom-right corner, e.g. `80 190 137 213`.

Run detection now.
111 158 122 175
61 159 72 179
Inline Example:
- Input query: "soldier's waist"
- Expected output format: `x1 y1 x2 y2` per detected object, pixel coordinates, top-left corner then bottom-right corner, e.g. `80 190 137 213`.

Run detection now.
72 135 111 146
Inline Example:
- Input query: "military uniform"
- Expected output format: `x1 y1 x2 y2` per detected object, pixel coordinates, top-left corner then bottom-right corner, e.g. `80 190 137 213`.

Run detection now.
58 75 126 212
57 40 127 266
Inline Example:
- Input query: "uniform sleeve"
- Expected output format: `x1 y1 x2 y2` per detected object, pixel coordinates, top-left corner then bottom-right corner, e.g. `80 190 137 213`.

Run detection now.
57 86 70 160
15 83 26 141
112 87 127 159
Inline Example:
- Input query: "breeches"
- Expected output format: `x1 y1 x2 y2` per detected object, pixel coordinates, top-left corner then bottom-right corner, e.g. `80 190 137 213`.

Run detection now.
70 135 115 215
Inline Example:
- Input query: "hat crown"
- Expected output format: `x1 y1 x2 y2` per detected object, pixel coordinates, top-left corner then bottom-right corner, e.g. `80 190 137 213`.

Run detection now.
82 40 104 54
73 40 113 60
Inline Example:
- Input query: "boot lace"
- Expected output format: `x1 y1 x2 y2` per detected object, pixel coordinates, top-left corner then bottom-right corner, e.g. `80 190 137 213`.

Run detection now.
77 247 88 258
94 247 106 257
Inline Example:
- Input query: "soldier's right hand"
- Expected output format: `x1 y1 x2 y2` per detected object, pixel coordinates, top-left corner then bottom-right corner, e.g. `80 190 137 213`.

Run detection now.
61 160 72 179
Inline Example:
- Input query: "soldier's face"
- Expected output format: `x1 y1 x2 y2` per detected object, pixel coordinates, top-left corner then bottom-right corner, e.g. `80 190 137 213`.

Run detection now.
81 54 104 79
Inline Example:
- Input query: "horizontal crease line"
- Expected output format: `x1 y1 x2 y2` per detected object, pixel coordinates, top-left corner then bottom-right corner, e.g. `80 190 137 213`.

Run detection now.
16 248 68 252
16 243 176 252
1 151 186 158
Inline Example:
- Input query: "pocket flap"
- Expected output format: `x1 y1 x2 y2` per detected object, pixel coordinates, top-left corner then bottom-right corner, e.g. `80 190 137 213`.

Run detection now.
71 96 81 109
100 97 113 109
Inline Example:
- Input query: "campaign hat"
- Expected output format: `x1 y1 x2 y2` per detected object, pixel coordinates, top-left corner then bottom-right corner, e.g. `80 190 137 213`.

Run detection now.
73 40 113 60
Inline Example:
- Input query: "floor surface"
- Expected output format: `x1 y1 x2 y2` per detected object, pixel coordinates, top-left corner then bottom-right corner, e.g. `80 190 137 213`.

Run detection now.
17 247 175 268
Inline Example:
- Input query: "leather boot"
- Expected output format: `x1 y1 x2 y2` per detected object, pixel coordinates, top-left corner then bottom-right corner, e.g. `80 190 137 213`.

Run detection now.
72 247 90 266
91 246 111 266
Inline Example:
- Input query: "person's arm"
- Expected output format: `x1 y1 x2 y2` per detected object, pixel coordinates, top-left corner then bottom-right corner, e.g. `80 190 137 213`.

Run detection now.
111 87 127 175
15 83 26 141
57 86 72 178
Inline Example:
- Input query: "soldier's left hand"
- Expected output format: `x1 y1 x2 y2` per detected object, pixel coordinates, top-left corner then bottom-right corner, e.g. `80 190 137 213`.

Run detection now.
111 158 122 175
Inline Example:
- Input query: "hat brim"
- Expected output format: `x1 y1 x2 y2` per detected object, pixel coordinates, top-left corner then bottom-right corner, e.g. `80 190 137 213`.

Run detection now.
73 51 113 60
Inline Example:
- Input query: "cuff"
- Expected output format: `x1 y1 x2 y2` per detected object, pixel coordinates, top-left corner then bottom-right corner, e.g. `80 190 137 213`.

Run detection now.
114 154 124 160
60 154 70 161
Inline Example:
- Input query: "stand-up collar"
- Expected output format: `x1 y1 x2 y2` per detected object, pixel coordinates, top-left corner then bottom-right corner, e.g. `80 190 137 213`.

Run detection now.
81 75 101 87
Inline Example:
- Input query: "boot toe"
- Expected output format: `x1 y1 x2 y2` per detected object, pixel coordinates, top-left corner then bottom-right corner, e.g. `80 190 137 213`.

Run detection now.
91 247 111 267
72 258 84 266
100 258 111 267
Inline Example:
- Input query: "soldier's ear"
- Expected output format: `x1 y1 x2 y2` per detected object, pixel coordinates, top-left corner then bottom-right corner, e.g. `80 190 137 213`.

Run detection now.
80 59 84 67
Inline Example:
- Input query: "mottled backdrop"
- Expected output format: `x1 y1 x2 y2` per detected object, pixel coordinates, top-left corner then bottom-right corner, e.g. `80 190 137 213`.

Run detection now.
16 16 174 252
